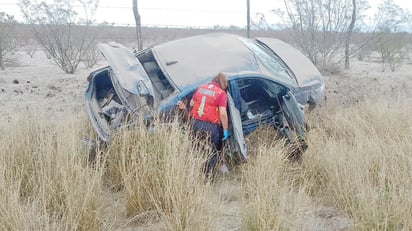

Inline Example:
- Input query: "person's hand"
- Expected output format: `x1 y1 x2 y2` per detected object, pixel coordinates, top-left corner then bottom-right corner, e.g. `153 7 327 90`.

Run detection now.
222 130 229 141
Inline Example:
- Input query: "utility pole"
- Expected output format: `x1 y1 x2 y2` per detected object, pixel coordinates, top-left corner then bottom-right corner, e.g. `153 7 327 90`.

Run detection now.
133 0 143 51
247 0 250 38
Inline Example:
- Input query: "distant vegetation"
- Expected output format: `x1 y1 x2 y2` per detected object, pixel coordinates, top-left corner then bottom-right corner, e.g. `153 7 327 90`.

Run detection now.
0 0 411 73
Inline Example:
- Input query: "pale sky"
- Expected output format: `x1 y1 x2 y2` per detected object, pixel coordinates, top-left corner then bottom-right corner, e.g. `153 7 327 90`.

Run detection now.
1 0 412 28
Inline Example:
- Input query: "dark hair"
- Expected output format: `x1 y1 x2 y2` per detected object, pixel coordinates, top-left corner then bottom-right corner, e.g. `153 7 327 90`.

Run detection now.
212 72 228 90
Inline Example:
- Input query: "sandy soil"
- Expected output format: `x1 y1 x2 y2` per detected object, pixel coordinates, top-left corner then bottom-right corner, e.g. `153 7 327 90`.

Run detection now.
325 56 412 106
1 49 411 230
0 52 93 122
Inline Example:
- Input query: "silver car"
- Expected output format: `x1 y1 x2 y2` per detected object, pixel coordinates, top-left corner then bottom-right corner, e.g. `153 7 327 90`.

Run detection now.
85 33 325 160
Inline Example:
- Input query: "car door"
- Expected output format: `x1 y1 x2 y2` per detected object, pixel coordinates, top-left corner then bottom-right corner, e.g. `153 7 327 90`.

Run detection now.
228 75 305 146
280 91 305 143
227 93 248 161
98 42 155 113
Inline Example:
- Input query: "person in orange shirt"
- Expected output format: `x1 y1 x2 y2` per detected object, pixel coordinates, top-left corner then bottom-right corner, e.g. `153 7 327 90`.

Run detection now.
177 73 229 178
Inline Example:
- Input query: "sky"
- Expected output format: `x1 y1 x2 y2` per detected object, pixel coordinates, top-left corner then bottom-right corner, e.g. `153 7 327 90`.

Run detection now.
1 0 412 28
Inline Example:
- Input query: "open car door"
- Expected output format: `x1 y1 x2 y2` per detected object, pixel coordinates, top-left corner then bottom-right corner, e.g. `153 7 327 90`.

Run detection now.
98 42 155 112
281 91 305 143
227 93 248 161
85 42 155 142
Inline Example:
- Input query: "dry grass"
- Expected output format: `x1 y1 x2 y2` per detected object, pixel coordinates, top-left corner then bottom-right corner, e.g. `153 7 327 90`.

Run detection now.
240 139 313 230
0 98 411 230
240 97 411 230
302 98 412 230
104 121 220 230
0 113 102 230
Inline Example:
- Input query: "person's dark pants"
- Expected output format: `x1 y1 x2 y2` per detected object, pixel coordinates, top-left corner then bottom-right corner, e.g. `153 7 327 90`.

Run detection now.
191 119 223 177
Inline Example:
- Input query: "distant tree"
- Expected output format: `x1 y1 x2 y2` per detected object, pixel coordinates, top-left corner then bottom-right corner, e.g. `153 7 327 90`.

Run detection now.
251 13 270 30
81 42 100 68
19 0 100 73
376 32 408 72
345 0 357 69
274 0 368 72
372 0 410 71
351 32 374 61
133 0 143 51
21 38 38 58
0 12 17 70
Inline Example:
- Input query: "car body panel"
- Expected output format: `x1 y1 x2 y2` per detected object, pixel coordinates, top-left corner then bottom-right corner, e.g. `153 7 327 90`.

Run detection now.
98 42 155 98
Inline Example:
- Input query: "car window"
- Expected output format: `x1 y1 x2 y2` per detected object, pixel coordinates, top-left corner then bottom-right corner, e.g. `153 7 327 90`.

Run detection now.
241 38 296 85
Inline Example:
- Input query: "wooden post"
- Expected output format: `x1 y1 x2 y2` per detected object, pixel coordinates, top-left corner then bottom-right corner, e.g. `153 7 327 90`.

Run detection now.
247 0 250 38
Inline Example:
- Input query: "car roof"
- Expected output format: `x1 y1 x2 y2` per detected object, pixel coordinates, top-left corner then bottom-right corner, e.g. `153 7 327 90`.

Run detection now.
151 33 260 90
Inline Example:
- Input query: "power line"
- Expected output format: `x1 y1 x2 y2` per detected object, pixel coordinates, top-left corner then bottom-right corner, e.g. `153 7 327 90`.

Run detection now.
0 3 268 28
0 3 251 14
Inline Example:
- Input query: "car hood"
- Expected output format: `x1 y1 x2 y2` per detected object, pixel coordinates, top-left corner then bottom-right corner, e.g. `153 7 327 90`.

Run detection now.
256 38 323 87
98 42 154 97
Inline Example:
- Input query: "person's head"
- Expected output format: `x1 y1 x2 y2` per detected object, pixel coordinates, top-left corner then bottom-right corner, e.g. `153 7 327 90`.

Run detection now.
212 72 228 90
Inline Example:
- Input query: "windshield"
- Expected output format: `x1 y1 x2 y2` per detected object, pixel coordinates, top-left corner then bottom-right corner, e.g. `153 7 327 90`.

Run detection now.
241 38 296 85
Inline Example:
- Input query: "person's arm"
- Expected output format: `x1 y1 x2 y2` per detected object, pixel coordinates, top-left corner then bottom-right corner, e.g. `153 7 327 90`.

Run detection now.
219 106 228 130
219 106 229 140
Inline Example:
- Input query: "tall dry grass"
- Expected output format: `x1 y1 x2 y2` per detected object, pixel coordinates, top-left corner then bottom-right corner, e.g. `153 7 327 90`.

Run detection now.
0 113 102 230
0 113 220 230
241 98 411 230
240 139 314 230
1 98 410 230
104 121 220 230
303 98 412 230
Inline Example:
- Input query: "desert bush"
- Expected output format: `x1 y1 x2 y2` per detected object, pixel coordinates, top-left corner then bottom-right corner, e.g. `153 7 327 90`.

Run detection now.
351 33 375 61
375 32 408 72
20 38 38 58
0 12 17 70
81 41 100 68
19 0 100 74
371 0 410 72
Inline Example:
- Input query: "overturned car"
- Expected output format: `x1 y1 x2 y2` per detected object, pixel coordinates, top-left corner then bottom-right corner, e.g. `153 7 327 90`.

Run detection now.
85 33 325 161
